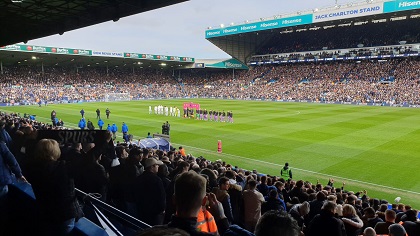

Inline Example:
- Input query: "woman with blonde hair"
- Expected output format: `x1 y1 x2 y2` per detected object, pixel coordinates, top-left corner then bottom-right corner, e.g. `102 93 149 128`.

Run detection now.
26 139 82 236
341 204 363 236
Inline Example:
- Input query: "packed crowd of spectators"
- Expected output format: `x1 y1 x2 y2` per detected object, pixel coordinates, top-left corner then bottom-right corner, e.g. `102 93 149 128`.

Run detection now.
255 17 420 55
0 112 419 236
250 44 419 62
3 57 419 106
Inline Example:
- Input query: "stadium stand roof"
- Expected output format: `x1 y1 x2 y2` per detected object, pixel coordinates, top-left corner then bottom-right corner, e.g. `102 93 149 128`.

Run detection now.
0 45 250 70
0 0 188 47
206 0 420 63
0 43 194 69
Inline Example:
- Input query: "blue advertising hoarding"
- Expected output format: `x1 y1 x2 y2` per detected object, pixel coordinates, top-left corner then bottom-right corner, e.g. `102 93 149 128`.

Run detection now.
205 14 313 38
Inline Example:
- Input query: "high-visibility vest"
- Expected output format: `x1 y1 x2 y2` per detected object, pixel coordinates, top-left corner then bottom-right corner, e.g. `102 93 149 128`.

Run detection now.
197 208 218 234
281 168 290 179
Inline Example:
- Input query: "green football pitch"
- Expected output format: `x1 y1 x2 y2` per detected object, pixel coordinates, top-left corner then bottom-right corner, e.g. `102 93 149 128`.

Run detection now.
2 99 420 209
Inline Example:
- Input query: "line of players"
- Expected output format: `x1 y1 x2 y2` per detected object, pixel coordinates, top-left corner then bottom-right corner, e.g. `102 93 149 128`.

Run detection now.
150 105 181 117
184 108 234 123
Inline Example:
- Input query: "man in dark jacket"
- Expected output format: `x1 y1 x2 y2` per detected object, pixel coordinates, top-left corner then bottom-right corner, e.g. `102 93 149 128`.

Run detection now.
87 120 95 130
212 177 234 224
135 158 166 225
306 201 346 236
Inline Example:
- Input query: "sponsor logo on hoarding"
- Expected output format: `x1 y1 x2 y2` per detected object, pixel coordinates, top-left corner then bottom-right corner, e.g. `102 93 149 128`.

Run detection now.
399 1 420 8
223 28 238 33
33 46 46 52
1 45 20 50
206 31 221 36
240 25 257 31
57 48 69 54
78 49 90 55
225 62 243 68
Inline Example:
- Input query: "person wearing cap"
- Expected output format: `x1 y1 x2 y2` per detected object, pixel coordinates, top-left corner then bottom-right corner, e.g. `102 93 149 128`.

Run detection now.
134 157 166 226
388 223 407 236
281 162 292 180
161 156 173 173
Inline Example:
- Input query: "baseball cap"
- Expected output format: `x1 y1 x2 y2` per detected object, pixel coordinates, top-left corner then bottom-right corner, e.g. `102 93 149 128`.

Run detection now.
144 158 164 168
161 156 171 164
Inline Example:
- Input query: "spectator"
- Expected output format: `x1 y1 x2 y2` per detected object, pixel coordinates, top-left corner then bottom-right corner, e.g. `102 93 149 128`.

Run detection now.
388 223 407 236
212 176 234 224
134 158 166 225
166 171 226 235
363 227 377 236
341 204 363 236
374 209 396 234
0 136 27 233
306 201 346 236
256 175 269 197
242 179 265 232
254 210 301 236
289 201 310 231
402 220 420 236
307 191 326 223
25 139 82 236
76 148 108 202
362 207 383 231
262 189 286 214
225 170 243 224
